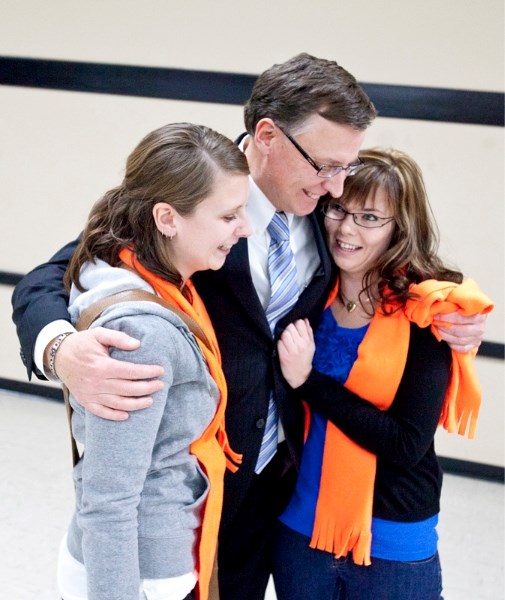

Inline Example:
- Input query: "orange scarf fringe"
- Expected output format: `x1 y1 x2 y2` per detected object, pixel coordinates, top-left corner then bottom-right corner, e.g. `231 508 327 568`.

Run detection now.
119 248 241 600
310 278 493 566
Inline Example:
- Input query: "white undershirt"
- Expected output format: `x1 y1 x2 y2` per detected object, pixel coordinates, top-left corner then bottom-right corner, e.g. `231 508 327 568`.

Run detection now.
57 534 197 600
35 318 76 379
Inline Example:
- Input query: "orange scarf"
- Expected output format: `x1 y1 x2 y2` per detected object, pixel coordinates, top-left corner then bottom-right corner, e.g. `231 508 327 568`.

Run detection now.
310 278 493 566
119 248 241 600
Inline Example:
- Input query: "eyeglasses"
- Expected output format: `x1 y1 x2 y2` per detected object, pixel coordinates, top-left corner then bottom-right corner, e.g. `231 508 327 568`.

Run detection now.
322 203 395 228
278 126 363 178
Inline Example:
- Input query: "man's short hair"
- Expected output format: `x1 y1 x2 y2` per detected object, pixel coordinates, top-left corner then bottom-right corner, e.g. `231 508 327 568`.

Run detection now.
244 53 377 135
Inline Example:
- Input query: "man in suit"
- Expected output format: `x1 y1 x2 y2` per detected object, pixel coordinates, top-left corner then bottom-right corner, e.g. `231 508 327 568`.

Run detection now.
12 53 485 600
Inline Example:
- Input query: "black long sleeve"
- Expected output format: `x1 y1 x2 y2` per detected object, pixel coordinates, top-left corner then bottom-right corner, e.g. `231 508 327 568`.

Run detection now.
297 324 453 520
11 236 80 378
297 324 452 467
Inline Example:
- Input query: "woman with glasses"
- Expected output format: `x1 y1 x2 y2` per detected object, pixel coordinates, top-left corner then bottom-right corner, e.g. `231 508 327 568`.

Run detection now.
271 148 492 600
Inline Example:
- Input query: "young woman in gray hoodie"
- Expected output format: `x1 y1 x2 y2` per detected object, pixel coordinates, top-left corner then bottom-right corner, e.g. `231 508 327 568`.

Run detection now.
56 122 251 600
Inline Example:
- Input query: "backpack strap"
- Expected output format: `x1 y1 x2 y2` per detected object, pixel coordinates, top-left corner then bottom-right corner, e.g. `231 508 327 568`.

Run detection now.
62 385 81 467
75 288 212 350
64 288 212 466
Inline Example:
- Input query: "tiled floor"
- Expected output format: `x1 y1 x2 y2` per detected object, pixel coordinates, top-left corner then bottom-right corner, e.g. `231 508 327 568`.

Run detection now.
1 390 503 600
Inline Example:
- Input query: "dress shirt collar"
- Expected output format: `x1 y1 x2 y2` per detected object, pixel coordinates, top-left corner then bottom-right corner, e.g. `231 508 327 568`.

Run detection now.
247 176 278 237
239 136 295 237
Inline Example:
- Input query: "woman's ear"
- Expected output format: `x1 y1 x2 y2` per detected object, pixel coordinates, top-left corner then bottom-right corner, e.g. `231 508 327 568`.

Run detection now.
153 202 178 238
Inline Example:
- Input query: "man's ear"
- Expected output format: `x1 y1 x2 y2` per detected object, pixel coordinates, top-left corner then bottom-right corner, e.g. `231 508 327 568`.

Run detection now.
253 118 279 155
153 202 178 238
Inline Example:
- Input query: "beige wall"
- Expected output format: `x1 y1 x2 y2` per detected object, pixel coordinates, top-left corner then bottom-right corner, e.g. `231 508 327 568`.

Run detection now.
1 0 503 466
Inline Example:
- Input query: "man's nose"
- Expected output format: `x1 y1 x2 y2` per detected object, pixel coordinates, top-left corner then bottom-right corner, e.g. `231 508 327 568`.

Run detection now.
321 171 346 198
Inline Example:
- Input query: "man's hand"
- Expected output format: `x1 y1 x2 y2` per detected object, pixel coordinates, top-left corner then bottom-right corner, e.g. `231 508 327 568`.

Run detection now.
47 328 165 420
278 319 315 388
434 312 487 353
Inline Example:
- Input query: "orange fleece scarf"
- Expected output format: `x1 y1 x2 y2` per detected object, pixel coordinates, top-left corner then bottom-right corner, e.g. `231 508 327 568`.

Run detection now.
119 248 241 600
310 278 493 566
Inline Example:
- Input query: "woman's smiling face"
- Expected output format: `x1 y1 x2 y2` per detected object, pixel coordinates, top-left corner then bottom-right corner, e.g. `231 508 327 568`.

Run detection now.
324 187 395 281
168 171 251 281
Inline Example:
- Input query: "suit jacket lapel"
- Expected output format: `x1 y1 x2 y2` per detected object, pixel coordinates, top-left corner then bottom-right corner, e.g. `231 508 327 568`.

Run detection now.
221 212 332 339
221 237 272 338
310 211 332 280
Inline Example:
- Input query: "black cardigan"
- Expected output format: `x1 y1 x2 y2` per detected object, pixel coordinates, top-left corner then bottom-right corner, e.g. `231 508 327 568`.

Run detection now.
297 324 452 522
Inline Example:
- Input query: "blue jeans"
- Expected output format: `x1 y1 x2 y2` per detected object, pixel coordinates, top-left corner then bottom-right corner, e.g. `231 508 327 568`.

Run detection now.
272 522 443 600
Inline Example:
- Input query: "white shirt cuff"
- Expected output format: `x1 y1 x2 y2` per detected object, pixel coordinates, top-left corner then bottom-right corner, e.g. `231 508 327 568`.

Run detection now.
34 320 77 380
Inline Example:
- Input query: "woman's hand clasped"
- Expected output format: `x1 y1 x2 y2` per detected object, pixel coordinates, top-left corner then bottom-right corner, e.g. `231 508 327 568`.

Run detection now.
277 319 315 389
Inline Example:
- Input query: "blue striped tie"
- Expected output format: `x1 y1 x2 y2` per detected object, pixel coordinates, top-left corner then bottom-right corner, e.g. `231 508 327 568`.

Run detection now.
255 212 300 474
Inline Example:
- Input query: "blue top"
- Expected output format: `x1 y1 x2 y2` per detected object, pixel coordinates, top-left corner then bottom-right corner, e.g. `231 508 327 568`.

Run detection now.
280 307 438 561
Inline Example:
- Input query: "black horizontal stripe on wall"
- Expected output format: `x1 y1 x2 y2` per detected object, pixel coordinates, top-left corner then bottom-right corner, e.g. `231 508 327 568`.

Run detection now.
438 456 504 483
0 271 23 286
0 377 63 402
479 341 505 360
1 56 256 106
362 83 504 126
0 56 503 126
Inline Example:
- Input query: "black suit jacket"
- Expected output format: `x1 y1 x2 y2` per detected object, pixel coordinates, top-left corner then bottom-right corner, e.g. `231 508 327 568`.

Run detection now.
193 212 334 522
12 213 334 524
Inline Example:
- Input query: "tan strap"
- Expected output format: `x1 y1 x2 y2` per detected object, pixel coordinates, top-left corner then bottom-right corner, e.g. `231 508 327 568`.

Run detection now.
64 288 213 466
75 288 212 350
62 385 81 467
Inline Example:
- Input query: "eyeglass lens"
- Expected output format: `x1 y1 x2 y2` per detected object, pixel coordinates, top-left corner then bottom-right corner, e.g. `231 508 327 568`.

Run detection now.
324 205 393 228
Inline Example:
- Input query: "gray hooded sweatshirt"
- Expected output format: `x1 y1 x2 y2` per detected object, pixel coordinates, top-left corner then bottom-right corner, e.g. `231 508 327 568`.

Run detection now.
65 260 219 600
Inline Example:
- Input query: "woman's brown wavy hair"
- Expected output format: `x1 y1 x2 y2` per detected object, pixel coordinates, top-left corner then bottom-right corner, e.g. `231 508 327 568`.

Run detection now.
64 122 249 294
323 148 463 313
